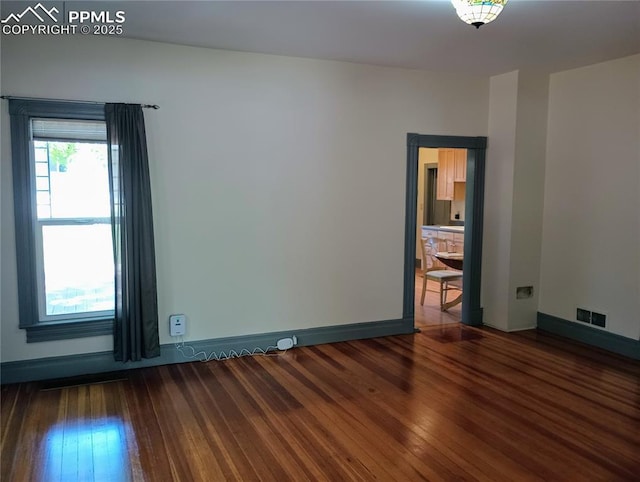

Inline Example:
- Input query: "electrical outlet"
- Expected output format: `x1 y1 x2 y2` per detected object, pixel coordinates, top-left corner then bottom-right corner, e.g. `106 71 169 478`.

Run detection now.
576 308 591 323
169 314 186 336
591 312 606 327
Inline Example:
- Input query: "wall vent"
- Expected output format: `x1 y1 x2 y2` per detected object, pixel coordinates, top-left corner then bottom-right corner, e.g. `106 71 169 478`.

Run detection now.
591 312 607 327
576 308 591 323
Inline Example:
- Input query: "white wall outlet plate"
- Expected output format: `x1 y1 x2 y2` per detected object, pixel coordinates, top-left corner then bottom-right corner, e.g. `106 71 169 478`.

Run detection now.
169 314 186 336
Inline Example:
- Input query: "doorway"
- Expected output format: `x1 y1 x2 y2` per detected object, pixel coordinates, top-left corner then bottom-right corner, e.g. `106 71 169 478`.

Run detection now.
402 134 487 328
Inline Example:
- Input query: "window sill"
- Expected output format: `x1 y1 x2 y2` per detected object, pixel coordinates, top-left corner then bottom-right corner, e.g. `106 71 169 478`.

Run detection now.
26 318 113 343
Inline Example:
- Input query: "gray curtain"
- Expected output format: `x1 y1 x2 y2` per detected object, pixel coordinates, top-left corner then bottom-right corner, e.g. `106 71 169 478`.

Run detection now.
106 104 160 361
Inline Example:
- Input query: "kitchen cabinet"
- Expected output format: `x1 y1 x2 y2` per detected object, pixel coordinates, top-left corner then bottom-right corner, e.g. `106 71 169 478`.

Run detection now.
420 225 465 271
437 149 455 200
437 148 466 201
453 233 464 253
422 228 439 239
454 149 466 182
437 232 464 253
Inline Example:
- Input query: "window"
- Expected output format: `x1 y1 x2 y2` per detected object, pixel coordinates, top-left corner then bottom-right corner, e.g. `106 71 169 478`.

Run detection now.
9 100 114 342
33 120 114 321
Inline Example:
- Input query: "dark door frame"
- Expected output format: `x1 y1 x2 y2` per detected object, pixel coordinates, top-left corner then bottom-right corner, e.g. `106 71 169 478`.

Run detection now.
403 134 487 327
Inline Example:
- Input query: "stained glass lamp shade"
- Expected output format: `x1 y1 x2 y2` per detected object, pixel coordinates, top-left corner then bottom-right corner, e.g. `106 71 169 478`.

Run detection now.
451 0 508 29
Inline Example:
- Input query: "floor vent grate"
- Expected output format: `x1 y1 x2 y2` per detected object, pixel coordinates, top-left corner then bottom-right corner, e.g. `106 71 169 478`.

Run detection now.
39 371 129 391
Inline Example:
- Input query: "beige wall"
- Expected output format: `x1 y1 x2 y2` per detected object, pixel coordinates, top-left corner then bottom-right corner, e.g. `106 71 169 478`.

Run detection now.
508 71 549 331
0 35 489 362
482 70 549 331
539 54 640 340
482 71 519 331
450 199 465 222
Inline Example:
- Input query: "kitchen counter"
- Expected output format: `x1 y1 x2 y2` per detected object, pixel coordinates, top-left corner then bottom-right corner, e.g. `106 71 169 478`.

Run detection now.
423 225 464 234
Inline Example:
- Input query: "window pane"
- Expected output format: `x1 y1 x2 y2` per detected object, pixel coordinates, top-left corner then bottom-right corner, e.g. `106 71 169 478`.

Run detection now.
35 162 49 177
36 177 50 191
36 142 111 219
34 146 48 162
37 205 51 219
36 191 50 205
42 224 114 316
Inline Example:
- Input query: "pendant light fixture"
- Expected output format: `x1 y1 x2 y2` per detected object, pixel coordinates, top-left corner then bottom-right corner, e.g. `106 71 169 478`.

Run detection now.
451 0 508 29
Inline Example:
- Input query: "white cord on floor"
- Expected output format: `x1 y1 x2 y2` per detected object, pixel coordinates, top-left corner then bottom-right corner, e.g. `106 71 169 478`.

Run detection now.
175 337 281 362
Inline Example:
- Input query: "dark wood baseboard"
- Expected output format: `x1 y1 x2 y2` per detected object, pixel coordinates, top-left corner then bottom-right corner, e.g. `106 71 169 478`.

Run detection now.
537 312 639 360
1 317 414 384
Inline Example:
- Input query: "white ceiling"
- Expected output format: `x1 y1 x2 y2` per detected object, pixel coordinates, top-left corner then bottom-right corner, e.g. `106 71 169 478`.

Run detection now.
4 1 640 75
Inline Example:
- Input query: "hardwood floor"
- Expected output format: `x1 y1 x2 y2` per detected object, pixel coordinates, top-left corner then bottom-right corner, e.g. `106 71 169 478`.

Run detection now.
3 318 639 481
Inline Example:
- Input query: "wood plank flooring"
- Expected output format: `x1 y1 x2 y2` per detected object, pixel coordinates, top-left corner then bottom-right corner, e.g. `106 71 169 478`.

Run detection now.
2 319 639 481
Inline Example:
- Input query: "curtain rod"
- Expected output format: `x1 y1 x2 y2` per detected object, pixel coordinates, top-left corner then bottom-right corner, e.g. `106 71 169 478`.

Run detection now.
0 95 159 110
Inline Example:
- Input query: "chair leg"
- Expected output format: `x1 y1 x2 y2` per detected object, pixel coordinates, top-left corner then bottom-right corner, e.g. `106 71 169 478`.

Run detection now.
440 280 449 311
421 275 427 305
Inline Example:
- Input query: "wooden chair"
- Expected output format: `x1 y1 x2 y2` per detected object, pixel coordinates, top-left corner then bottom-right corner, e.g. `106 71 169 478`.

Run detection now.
419 237 463 311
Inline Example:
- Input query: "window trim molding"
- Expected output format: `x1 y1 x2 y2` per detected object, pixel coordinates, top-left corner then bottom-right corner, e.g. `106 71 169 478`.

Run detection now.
26 319 113 343
9 99 110 342
9 100 106 119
